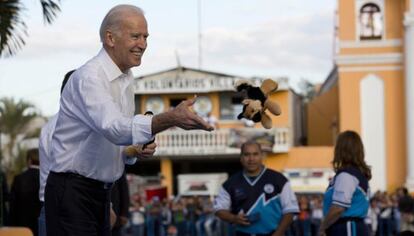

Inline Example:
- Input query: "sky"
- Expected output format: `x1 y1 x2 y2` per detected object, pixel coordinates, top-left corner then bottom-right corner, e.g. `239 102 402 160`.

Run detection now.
0 0 337 116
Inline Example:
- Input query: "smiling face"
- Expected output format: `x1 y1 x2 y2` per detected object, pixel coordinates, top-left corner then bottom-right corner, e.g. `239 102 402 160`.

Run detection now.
105 12 148 72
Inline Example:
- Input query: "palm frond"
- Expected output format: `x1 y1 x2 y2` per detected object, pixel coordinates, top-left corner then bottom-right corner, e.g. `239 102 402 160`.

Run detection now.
0 0 62 57
0 97 37 136
0 0 28 57
40 0 61 24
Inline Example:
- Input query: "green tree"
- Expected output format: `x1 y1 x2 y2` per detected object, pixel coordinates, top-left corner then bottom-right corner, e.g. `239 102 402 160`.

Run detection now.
298 78 317 103
0 0 61 57
0 97 38 170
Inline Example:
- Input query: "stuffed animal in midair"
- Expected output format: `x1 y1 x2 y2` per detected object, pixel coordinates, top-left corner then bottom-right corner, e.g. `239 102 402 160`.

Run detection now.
235 79 281 129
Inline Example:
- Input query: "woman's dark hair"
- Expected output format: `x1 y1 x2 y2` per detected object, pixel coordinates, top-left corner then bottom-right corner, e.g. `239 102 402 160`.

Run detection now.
333 130 372 180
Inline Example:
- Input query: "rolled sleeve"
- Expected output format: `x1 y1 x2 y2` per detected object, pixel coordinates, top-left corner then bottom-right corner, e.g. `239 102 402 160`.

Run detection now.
132 115 154 145
280 182 300 214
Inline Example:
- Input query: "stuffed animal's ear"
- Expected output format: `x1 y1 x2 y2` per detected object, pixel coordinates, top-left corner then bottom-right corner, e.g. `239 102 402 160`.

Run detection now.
264 100 282 116
260 79 278 95
261 113 272 129
234 80 252 92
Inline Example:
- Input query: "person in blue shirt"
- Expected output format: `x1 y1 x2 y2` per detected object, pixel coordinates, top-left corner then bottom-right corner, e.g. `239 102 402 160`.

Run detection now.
319 130 371 236
214 141 299 236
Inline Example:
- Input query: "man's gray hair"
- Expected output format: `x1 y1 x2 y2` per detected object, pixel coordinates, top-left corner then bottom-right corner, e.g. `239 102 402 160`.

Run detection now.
240 140 262 155
99 4 145 42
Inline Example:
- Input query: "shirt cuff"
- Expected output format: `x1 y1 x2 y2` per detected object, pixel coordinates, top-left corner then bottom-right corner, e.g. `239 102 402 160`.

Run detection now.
332 200 351 208
132 115 154 145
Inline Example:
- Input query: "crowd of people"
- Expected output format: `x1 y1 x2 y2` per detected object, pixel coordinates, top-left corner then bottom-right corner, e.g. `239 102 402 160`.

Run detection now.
91 187 414 236
127 194 220 236
1 145 414 236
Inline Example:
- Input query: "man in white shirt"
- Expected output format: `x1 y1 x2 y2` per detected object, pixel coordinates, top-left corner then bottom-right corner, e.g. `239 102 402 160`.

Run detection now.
45 5 213 236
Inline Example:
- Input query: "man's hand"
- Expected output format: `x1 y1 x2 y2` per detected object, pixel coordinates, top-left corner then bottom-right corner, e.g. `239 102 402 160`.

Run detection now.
232 212 250 226
151 95 215 134
138 141 156 159
172 96 214 131
123 144 143 157
123 141 157 158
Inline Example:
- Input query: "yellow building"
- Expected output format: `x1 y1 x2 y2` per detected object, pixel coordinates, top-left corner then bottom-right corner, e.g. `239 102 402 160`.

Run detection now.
130 0 414 195
129 66 333 196
334 0 413 191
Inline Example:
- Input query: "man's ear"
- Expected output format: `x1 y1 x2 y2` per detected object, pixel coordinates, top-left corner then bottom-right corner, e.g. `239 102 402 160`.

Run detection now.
105 30 116 47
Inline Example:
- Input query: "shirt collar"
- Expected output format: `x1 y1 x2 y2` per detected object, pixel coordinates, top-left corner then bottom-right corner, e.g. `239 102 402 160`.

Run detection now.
98 48 133 82
243 166 267 186
125 70 134 86
243 165 265 177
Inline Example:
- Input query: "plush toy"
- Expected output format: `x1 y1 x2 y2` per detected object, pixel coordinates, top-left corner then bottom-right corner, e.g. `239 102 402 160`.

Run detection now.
235 79 281 129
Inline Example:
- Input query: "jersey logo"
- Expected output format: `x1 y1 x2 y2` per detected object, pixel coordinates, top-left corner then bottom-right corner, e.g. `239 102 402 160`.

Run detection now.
264 183 274 194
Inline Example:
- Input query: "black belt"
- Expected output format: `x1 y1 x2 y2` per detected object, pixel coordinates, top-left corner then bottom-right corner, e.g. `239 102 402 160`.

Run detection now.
335 217 364 224
49 171 113 190
236 231 273 236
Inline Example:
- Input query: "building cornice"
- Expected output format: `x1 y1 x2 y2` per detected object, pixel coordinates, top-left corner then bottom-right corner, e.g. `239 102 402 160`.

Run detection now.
339 39 402 48
335 53 403 65
338 65 402 72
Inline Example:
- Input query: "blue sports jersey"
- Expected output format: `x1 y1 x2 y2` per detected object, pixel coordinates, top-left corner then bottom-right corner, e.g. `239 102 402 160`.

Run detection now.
323 167 370 219
214 168 299 234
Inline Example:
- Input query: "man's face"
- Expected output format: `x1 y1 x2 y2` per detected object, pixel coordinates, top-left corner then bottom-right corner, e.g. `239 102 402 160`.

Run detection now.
240 144 263 175
111 14 148 72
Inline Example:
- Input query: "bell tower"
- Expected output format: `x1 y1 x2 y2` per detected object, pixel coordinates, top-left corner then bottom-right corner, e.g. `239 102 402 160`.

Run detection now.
335 0 409 191
404 0 414 191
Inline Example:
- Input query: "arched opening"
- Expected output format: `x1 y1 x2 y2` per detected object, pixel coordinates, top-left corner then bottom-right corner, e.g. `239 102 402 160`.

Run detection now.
359 3 383 40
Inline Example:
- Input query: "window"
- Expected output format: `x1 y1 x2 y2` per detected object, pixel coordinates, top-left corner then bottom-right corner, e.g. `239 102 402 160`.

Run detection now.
359 3 383 40
219 92 244 120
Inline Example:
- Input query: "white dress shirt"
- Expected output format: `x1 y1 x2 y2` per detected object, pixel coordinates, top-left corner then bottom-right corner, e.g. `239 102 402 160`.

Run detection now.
50 48 153 183
38 114 58 202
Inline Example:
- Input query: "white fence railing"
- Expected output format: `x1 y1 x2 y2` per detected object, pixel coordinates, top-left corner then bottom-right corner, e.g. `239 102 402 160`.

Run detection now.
154 127 290 156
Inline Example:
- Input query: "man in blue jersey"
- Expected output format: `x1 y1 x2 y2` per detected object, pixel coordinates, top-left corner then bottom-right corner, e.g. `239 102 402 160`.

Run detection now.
214 141 299 236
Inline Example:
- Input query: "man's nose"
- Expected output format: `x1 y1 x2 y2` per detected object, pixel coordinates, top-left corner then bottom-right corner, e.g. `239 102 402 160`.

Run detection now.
138 37 147 49
247 155 255 161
